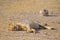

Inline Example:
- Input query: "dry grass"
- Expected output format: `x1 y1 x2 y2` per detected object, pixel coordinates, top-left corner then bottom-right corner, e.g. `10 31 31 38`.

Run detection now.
0 0 60 40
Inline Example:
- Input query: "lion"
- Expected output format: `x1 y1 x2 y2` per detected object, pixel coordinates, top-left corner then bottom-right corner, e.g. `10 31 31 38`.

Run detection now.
8 22 36 33
8 20 55 33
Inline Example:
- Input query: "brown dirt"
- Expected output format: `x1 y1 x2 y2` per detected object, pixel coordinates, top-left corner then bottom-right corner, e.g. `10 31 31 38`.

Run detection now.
0 0 60 40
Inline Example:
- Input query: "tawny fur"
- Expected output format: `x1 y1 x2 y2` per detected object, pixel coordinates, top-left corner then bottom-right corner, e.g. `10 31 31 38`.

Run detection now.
8 22 36 33
16 23 35 33
8 22 15 31
8 21 54 33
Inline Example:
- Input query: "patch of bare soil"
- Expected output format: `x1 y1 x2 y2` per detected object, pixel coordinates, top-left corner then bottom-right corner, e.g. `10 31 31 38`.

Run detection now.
0 0 60 40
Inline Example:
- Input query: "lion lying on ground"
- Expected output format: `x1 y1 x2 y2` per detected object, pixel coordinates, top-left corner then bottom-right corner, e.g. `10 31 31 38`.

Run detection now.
8 22 36 33
8 21 54 33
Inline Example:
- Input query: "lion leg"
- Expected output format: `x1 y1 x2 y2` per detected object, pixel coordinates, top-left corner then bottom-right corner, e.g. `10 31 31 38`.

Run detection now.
30 29 36 33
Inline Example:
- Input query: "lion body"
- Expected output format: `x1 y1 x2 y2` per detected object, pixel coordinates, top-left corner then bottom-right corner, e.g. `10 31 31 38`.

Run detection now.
8 22 36 33
8 20 54 33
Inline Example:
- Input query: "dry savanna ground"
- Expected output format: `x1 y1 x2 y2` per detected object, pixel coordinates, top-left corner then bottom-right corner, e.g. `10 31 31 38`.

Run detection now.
0 0 60 40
